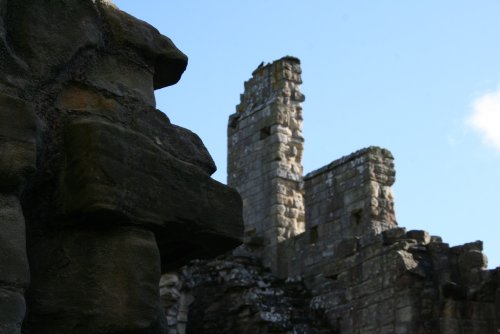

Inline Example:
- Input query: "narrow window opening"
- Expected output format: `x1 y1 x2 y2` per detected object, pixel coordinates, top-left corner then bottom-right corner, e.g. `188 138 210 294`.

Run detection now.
309 226 318 244
326 273 339 281
351 209 363 225
260 126 271 140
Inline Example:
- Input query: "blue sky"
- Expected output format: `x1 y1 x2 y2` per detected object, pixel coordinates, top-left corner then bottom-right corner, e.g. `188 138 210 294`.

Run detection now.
113 0 500 268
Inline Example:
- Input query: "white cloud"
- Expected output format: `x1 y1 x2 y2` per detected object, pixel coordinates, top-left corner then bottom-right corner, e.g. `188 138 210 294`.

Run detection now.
468 87 500 152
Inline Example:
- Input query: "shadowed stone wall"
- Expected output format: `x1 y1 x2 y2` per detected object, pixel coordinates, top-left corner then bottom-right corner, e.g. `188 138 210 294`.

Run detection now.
0 1 243 333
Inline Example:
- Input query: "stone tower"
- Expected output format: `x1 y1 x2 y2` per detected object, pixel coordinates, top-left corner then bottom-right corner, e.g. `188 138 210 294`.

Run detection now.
228 57 305 272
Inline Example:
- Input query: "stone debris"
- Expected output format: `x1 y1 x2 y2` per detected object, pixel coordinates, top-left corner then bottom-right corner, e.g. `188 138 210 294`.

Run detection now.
163 257 331 334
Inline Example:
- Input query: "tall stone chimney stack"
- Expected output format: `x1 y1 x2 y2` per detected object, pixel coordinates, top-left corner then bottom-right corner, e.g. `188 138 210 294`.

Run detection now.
228 57 305 272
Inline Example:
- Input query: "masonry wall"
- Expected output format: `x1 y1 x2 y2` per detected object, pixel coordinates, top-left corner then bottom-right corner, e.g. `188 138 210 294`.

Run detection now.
280 147 398 278
304 147 397 241
224 56 499 333
279 147 427 332
160 56 499 333
277 147 498 333
228 57 305 272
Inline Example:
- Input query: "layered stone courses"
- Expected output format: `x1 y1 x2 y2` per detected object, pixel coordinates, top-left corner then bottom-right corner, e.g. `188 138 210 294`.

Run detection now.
304 146 397 238
0 1 242 333
228 56 305 272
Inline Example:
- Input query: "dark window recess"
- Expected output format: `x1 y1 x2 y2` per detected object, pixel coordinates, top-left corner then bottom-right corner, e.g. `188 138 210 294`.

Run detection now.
310 226 318 244
351 209 363 225
260 126 271 140
229 115 239 129
326 273 339 281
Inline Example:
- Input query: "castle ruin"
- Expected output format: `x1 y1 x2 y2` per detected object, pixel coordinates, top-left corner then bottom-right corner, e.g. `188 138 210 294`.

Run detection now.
163 57 500 333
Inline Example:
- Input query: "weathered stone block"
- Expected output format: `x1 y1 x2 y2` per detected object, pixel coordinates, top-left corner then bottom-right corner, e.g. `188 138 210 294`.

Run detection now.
0 94 36 193
335 238 358 259
451 240 483 253
406 230 431 245
56 84 217 175
97 1 187 89
459 250 488 271
5 0 102 78
383 227 407 245
55 83 124 120
57 119 242 269
0 22 30 92
0 194 29 287
85 54 156 105
25 227 163 334
0 289 25 334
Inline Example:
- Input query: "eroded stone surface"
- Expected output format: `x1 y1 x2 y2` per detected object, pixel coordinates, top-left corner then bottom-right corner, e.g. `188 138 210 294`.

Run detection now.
25 227 163 334
0 1 242 333
0 195 29 287
0 289 25 334
0 94 37 194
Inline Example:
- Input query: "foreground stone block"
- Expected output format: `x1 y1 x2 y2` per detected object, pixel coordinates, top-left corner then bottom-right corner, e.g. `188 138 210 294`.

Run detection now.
0 289 25 334
0 1 243 333
0 94 36 194
57 118 242 269
25 227 164 334
0 194 29 286
54 84 217 175
4 0 102 79
96 1 188 89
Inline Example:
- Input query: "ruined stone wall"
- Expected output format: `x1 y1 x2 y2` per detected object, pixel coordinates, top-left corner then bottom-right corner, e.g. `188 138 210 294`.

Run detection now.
165 133 499 333
304 147 397 238
218 56 500 333
277 147 421 332
279 146 398 277
228 57 305 273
